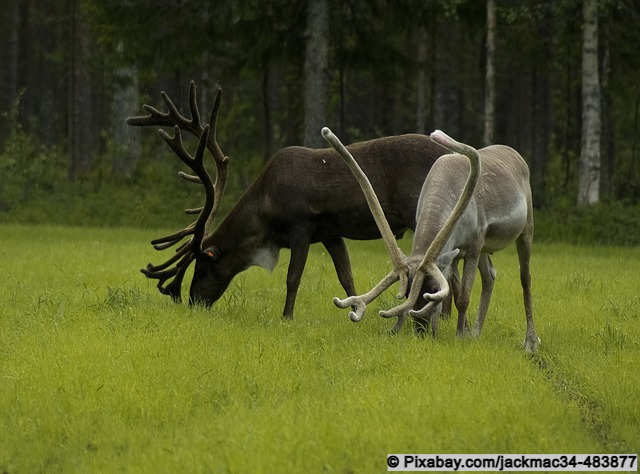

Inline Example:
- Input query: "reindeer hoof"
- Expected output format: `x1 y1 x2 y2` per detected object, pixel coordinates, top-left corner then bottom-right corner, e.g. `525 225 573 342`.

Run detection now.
523 336 541 354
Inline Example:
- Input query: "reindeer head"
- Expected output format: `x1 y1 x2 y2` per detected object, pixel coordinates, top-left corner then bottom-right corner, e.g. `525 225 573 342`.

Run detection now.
322 127 480 334
127 82 230 306
187 247 230 306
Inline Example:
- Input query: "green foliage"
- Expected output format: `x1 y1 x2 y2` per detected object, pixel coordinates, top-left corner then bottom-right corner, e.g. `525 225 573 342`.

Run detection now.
0 119 638 246
1 227 638 472
0 120 262 228
0 92 66 211
3 0 640 237
534 201 640 245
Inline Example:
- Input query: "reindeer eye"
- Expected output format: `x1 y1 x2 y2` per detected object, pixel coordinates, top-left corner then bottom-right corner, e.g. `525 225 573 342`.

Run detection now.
203 246 221 261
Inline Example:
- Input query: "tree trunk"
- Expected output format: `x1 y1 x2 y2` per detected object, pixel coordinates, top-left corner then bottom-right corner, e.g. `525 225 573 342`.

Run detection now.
578 0 601 206
0 0 20 147
599 12 613 200
261 59 274 162
483 0 496 146
303 0 329 148
433 16 462 140
530 10 552 209
416 27 429 135
68 0 98 181
111 41 141 179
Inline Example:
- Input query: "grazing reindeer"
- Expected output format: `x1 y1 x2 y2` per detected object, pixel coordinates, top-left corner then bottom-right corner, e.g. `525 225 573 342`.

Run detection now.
127 82 449 318
322 127 540 353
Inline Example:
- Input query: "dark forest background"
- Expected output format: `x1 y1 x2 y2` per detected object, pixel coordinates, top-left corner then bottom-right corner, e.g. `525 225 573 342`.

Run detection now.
1 0 639 244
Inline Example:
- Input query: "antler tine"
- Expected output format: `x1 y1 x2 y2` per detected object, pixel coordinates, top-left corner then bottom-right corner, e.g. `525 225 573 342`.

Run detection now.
184 207 203 215
144 242 192 272
126 80 204 137
186 80 202 133
151 227 195 249
159 126 195 166
322 127 409 322
332 271 400 322
178 171 202 184
142 252 194 300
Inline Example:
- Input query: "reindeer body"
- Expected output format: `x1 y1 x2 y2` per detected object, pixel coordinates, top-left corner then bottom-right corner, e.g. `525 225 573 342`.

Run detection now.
191 134 448 316
129 84 449 319
415 146 530 256
409 146 536 349
324 128 539 353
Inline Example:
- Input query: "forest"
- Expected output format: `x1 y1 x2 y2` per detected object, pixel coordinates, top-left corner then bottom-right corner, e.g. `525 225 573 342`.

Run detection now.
1 0 639 243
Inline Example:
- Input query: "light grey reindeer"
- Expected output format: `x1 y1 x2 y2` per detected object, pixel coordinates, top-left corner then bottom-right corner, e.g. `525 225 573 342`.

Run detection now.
321 127 540 353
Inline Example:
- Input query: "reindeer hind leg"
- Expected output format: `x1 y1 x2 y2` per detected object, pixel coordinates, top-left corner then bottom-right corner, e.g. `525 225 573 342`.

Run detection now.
323 238 357 297
515 228 539 352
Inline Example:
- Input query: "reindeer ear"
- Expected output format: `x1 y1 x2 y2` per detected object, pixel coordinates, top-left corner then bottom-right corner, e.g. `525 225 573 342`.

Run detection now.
203 245 221 261
436 249 460 269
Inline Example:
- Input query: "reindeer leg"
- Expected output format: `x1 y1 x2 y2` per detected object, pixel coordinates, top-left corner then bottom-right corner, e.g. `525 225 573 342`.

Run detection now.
441 266 453 316
456 256 479 336
442 263 460 317
323 238 356 297
284 229 313 319
516 229 539 353
473 254 496 337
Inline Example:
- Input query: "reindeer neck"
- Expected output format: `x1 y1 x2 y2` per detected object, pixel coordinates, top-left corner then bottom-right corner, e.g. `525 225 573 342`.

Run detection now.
413 152 481 268
411 190 459 258
204 185 269 261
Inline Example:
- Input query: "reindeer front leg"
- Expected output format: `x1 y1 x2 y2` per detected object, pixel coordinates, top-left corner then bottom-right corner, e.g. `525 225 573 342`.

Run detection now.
284 229 313 319
473 254 496 336
456 256 480 336
442 263 460 316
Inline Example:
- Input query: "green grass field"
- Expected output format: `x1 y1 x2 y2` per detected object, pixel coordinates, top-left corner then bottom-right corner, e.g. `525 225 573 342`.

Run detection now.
1 224 638 472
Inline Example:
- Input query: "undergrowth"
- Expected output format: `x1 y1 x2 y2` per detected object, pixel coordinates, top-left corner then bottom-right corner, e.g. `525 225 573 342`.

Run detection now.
534 201 640 246
1 123 639 245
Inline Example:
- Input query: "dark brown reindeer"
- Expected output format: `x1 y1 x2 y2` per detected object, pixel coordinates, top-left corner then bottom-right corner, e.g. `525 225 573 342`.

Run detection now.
127 82 449 318
323 127 540 352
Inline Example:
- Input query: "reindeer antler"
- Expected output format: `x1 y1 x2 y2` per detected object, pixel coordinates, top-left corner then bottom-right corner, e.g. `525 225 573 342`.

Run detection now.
322 127 481 333
405 130 481 320
127 82 229 301
377 130 481 325
321 127 410 323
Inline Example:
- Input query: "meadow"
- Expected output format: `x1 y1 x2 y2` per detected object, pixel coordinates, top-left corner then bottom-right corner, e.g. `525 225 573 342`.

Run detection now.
0 224 638 473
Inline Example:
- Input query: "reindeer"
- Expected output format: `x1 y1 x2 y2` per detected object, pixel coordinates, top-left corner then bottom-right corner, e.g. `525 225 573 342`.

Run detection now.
127 82 449 318
322 127 540 353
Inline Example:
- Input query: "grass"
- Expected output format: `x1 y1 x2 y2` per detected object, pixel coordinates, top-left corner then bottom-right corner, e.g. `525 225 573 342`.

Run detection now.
0 224 638 472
